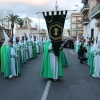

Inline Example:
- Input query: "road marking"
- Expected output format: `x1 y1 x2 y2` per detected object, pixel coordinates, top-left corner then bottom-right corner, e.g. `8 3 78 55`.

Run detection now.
41 80 51 100
69 50 77 55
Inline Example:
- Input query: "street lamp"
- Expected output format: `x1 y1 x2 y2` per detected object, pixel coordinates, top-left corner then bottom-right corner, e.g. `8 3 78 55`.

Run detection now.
6 16 10 36
55 0 58 11
36 12 40 38
75 5 78 12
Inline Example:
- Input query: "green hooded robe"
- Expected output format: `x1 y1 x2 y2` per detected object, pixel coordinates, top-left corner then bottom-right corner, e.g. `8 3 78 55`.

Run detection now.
40 41 63 78
32 42 37 58
1 45 7 73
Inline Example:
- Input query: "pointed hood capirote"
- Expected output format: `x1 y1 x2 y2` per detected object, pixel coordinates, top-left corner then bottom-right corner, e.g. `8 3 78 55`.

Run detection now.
13 33 16 46
93 37 97 50
27 33 31 42
44 37 46 42
38 36 40 42
85 37 88 44
98 32 100 41
36 36 38 41
24 33 26 44
2 29 10 46
47 35 51 42
97 32 100 47
19 33 22 42
32 35 34 42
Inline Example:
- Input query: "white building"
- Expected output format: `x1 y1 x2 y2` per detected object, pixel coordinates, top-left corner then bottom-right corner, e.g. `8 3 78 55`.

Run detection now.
62 29 69 39
39 29 48 38
15 17 39 37
81 0 100 39
70 13 83 38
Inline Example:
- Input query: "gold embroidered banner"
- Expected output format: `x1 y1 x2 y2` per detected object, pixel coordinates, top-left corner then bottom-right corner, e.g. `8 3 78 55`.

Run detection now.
42 11 67 56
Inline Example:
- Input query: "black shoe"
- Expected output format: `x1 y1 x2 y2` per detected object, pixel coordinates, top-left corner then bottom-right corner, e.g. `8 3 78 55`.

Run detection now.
80 61 83 64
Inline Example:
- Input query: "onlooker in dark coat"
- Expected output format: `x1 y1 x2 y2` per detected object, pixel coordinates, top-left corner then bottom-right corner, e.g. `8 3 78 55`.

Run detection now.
78 44 87 64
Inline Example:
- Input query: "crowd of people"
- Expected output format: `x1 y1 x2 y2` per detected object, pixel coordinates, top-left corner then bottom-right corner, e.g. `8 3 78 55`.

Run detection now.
0 30 45 78
74 35 100 78
62 38 74 49
0 30 68 80
1 29 100 80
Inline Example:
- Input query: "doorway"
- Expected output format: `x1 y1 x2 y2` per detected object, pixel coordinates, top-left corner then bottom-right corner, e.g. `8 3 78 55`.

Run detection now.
91 29 94 40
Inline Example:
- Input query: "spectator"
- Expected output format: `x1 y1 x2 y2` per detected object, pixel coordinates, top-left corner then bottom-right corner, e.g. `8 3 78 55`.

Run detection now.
78 44 87 64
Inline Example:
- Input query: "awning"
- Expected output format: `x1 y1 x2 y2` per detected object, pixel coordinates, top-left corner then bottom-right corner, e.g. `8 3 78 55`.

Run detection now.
78 31 83 34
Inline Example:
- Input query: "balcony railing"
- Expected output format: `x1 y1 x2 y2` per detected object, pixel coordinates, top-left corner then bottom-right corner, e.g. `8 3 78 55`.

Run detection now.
81 17 89 25
81 0 88 3
72 21 76 23
72 27 83 31
90 2 100 18
81 4 89 14
72 20 82 23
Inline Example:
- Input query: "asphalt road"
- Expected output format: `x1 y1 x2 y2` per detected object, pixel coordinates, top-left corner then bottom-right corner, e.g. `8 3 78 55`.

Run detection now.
0 49 100 100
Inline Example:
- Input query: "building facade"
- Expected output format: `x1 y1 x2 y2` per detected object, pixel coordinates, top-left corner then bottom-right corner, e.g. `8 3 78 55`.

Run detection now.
39 29 48 38
81 0 100 39
15 17 47 38
62 29 69 39
70 13 83 38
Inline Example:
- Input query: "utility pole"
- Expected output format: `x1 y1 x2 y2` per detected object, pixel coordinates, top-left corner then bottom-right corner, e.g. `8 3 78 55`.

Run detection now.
75 5 78 12
36 12 40 38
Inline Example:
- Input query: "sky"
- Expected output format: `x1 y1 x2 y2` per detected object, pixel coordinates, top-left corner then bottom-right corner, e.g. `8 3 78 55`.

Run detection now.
0 0 83 30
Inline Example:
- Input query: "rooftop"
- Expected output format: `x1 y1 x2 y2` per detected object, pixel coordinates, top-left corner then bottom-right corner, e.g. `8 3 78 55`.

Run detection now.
17 26 37 30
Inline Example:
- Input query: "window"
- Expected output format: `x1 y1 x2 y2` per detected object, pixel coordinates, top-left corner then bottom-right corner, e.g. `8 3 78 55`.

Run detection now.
77 24 82 28
72 17 76 23
78 17 81 21
72 31 76 36
72 24 76 29
25 21 27 26
91 29 94 39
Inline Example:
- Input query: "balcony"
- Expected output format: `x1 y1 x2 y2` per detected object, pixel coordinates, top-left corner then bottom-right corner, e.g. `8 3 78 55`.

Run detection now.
72 20 82 24
90 2 100 18
72 27 83 31
72 33 76 36
81 5 89 14
81 17 89 25
71 21 76 24
76 27 83 30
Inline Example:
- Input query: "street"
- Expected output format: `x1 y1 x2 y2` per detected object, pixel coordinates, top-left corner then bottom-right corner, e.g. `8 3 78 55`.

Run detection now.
0 49 100 100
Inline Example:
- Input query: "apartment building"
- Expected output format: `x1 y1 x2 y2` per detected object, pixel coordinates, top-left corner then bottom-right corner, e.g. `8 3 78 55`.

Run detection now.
81 0 100 39
70 13 83 38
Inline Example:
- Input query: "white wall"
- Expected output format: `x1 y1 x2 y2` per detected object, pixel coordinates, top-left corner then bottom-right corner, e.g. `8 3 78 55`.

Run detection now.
89 19 99 38
15 29 39 37
83 19 100 39
83 26 86 37
72 30 76 36
72 24 76 29
16 29 30 37
83 24 89 38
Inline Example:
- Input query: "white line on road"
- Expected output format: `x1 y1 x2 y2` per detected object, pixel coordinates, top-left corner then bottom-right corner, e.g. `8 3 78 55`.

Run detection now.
69 50 77 55
41 80 51 100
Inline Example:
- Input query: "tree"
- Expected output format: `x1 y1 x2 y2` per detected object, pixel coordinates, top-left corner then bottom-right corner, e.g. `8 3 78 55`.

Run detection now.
67 29 70 36
0 10 7 28
7 14 19 36
17 18 23 28
0 10 13 28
